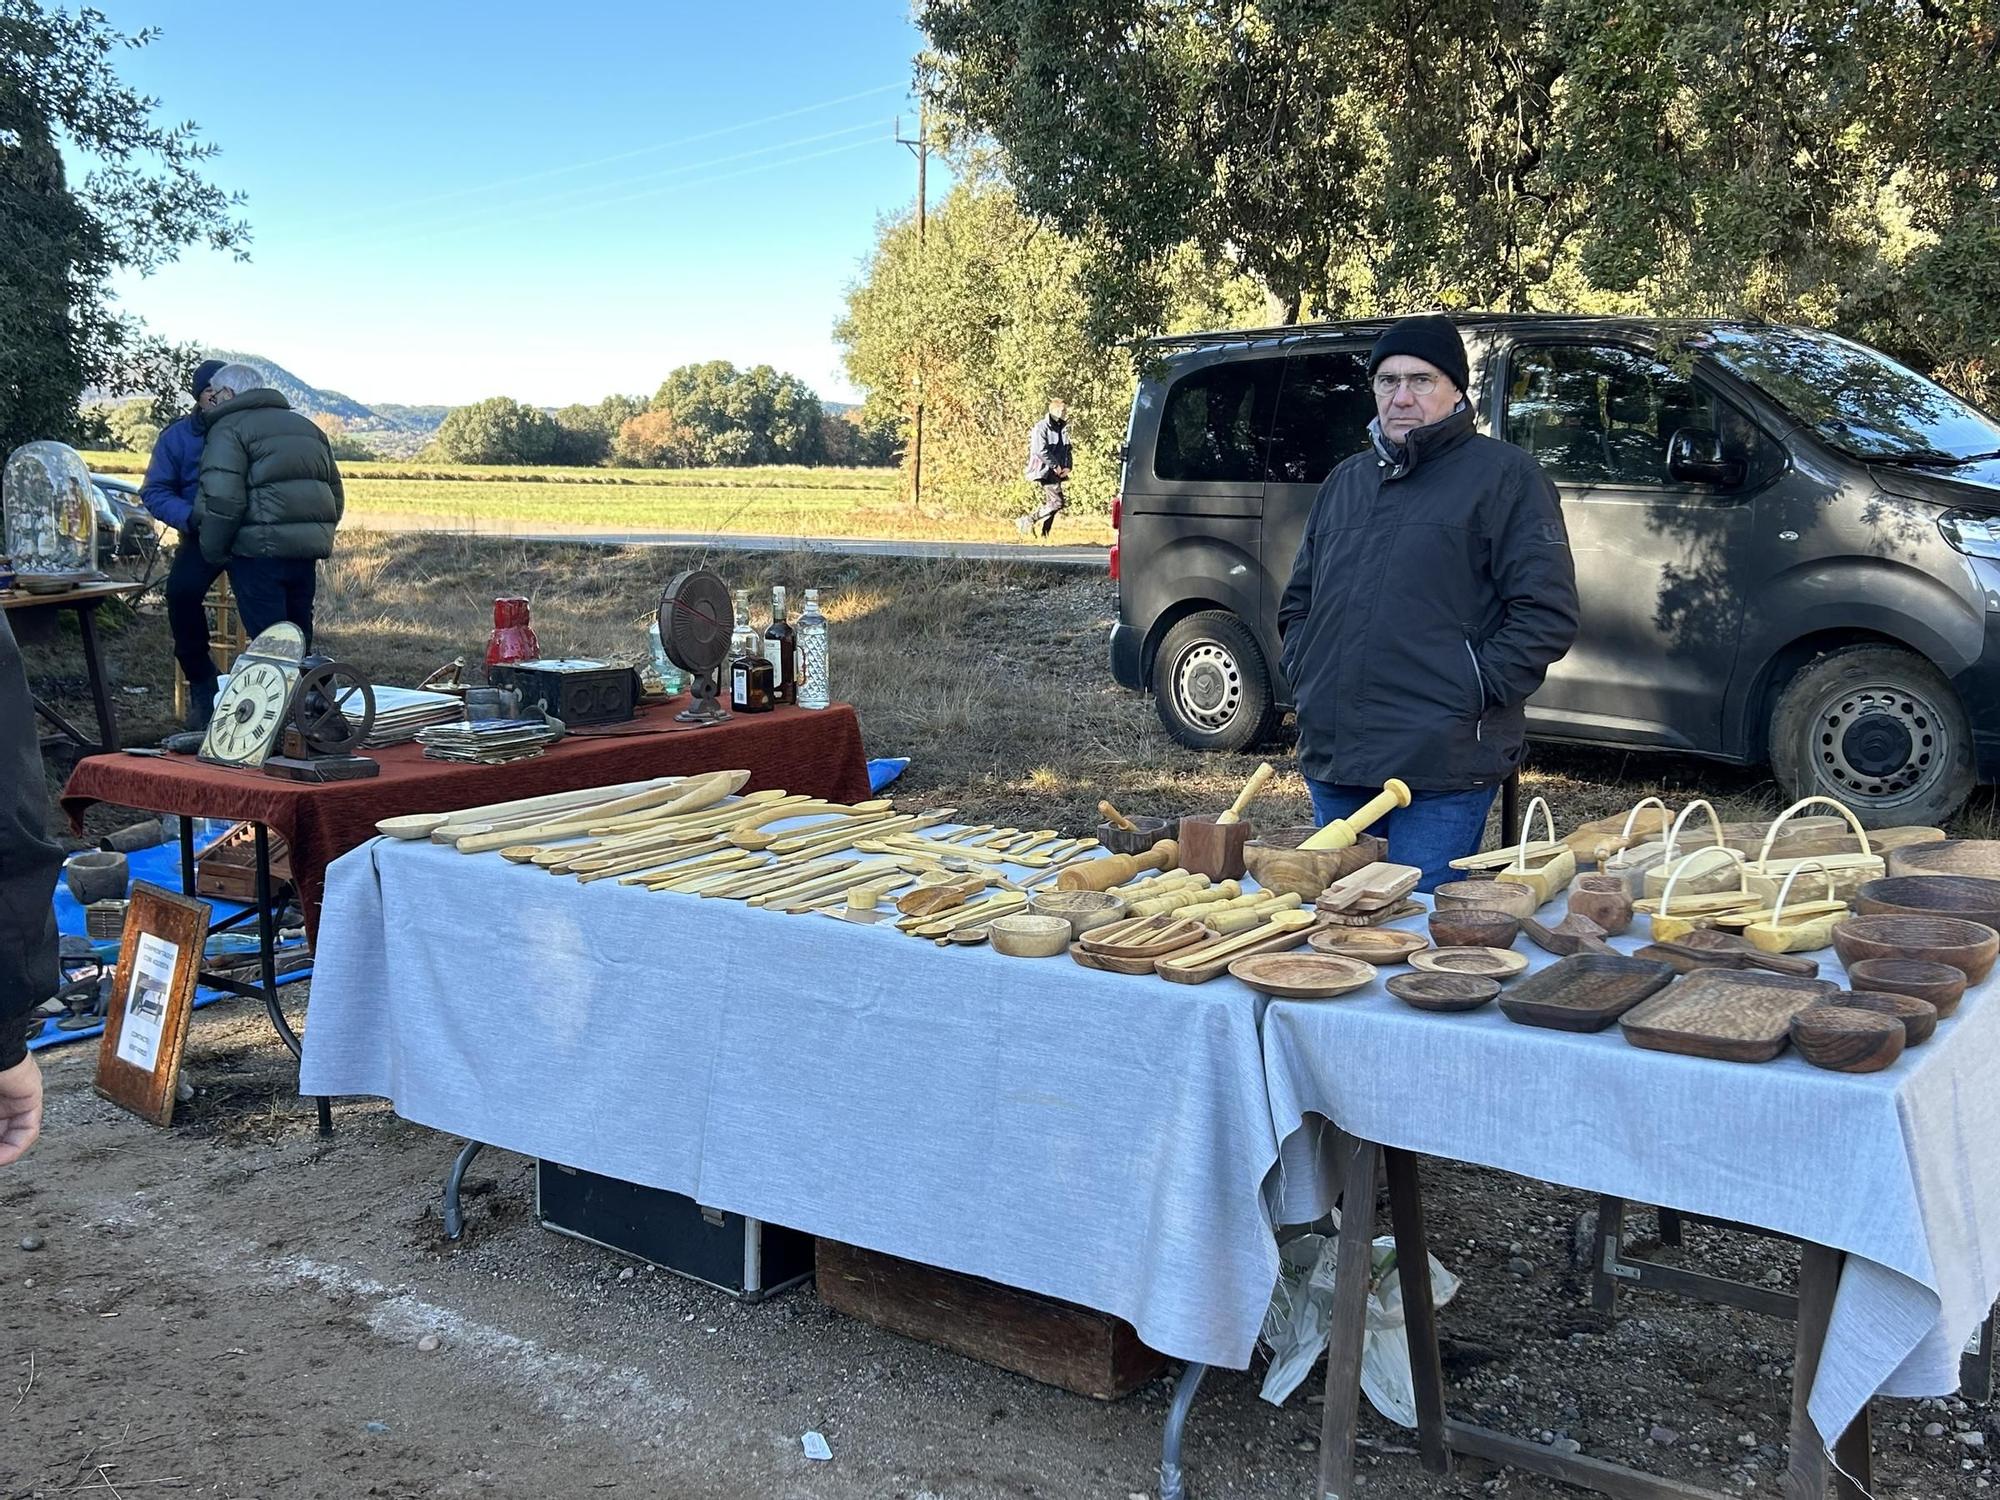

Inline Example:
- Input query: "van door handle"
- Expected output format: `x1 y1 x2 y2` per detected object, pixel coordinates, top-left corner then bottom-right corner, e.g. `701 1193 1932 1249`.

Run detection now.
1777 530 1799 542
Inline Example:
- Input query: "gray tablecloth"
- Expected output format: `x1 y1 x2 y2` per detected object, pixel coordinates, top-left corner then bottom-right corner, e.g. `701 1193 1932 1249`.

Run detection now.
300 833 1283 1368
1263 895 2000 1446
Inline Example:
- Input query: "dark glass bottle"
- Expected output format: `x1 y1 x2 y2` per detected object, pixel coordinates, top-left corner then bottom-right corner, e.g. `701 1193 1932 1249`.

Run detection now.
728 587 774 712
763 585 798 706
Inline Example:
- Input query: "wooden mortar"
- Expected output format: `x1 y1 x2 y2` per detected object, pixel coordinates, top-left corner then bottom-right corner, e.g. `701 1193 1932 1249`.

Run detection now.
1178 814 1252 881
1242 828 1388 901
1097 815 1173 857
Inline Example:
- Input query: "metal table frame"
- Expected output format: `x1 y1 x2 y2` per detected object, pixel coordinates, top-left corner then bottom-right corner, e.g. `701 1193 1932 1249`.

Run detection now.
5 582 141 755
178 816 332 1136
1317 1135 1871 1500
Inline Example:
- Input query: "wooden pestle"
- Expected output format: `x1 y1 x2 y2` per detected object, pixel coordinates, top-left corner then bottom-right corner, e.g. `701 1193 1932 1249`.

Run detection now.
1299 777 1412 851
1056 839 1178 892
1216 762 1276 825
1098 799 1139 832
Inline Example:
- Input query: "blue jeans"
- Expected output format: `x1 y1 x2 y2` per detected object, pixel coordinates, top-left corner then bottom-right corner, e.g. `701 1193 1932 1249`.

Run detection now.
229 557 317 649
1306 780 1499 893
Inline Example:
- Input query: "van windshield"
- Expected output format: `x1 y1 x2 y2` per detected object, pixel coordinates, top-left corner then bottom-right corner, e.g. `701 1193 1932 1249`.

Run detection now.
1697 328 2000 465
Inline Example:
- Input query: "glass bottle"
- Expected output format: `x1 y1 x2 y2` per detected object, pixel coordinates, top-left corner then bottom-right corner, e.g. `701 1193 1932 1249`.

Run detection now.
728 589 774 712
796 588 830 710
485 596 537 667
646 617 684 695
764 585 798 706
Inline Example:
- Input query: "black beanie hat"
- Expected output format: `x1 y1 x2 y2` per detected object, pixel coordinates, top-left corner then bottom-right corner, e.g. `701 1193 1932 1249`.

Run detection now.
191 359 226 400
1367 316 1469 394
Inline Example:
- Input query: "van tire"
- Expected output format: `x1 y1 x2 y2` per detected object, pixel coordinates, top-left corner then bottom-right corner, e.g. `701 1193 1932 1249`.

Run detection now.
1769 645 1975 828
1152 611 1277 752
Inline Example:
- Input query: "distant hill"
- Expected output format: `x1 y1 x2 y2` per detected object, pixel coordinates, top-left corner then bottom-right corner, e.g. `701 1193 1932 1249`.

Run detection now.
200 353 443 457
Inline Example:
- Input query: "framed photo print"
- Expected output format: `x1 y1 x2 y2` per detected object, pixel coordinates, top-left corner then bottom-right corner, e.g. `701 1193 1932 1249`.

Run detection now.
94 881 210 1126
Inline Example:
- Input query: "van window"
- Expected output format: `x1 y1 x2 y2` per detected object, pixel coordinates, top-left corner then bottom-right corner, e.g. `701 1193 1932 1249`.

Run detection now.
1154 359 1280 482
1506 344 1782 489
1266 350 1374 483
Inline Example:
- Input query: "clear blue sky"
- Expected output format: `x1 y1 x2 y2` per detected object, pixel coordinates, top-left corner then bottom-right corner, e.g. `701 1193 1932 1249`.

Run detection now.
90 2 935 409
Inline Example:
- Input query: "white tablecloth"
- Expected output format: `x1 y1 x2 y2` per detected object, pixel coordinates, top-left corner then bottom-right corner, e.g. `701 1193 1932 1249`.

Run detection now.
299 832 1283 1368
1263 894 2000 1445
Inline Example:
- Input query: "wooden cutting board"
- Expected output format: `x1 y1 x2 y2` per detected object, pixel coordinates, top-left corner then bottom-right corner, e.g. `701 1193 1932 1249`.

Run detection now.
1630 930 1820 977
1315 862 1423 913
1315 898 1424 928
1619 970 1836 1062
1498 953 1677 1033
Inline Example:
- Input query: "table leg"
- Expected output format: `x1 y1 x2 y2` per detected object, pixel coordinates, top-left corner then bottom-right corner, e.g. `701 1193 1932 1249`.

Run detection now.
250 823 332 1137
442 1139 487 1240
1963 1306 1998 1402
1317 1134 1382 1500
76 602 119 752
1785 1243 1871 1500
1383 1148 1449 1477
1657 1207 1685 1248
1157 1360 1208 1500
180 815 198 899
1593 1195 1629 1312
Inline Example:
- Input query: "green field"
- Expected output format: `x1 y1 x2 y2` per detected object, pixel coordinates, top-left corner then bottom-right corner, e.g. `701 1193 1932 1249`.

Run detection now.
80 453 1113 544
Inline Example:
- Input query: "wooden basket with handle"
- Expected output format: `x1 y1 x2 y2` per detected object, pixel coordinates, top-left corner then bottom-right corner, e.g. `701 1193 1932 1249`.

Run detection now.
1644 847 1762 943
1731 862 1847 954
1640 800 1739 900
1449 796 1576 906
1595 797 1676 894
1740 797 1884 904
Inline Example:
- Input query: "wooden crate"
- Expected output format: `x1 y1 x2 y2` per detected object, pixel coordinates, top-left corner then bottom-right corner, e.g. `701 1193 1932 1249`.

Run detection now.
172 573 249 719
814 1239 1166 1400
194 822 294 903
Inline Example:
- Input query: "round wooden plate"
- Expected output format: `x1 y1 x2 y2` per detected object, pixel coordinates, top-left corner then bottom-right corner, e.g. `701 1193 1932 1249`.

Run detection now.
1408 946 1529 979
1227 952 1377 999
1385 971 1500 1012
1307 927 1429 963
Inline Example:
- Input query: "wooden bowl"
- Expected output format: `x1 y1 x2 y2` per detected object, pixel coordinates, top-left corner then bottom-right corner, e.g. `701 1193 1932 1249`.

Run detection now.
1308 927 1429 964
1385 971 1500 1012
1854 876 2000 933
1097 816 1173 857
1241 828 1387 901
1432 879 1539 921
1886 839 2000 883
988 914 1072 958
1227 952 1377 1000
1029 889 1127 939
1428 908 1520 951
1566 874 1635 936
1842 958 1967 1019
1408 946 1530 980
1818 989 1938 1047
1790 1006 1907 1073
1831 914 2000 984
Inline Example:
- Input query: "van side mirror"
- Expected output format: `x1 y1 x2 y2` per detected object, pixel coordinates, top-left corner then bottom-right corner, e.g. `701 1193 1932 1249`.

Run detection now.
1667 427 1745 488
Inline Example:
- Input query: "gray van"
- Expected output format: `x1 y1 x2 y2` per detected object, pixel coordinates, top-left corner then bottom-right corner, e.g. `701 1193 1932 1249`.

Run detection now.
1109 315 2000 825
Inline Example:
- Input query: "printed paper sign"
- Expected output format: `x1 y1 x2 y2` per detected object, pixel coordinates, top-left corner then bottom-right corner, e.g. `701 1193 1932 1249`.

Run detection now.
114 932 180 1071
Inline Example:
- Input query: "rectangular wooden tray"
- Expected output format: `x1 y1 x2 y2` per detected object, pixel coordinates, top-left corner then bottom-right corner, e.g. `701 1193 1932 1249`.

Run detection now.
1497 953 1676 1033
1619 970 1836 1062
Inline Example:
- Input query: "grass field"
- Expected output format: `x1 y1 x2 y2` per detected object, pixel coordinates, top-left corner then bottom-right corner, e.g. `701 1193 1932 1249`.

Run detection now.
78 452 1116 545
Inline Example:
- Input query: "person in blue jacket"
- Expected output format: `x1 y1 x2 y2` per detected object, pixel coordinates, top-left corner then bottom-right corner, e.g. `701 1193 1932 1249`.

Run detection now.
141 359 227 729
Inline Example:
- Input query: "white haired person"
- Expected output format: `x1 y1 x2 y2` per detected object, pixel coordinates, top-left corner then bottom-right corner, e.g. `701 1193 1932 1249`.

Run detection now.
193 362 344 644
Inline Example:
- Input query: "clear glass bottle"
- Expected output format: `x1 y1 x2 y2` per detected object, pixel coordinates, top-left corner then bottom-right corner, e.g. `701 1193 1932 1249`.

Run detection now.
728 589 774 712
796 588 830 710
763 585 798 706
646 617 684 695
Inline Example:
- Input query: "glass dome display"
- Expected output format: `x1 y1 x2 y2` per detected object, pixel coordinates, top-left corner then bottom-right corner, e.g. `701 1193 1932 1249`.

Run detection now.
3 441 98 574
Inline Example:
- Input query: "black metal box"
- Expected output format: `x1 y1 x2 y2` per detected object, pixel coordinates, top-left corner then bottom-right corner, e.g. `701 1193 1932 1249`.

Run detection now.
490 659 638 726
535 1160 813 1301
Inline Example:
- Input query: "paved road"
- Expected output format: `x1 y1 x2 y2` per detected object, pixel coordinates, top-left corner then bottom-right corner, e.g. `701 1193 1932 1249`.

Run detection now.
346 513 1110 567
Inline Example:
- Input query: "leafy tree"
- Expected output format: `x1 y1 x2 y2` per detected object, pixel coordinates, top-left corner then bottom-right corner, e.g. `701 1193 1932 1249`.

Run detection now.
550 392 646 466
919 0 2000 407
100 399 159 453
613 408 700 468
310 412 376 462
430 396 562 465
817 409 900 467
0 3 248 451
650 361 824 466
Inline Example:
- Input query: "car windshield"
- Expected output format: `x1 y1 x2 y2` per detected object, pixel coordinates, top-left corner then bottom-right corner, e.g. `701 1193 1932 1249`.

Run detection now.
1697 327 2000 465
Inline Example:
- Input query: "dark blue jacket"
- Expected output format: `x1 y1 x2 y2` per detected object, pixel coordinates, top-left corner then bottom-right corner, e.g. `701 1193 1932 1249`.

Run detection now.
140 413 203 532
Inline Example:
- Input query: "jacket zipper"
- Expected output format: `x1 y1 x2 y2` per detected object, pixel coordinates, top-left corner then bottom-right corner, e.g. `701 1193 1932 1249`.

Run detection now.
1464 641 1487 740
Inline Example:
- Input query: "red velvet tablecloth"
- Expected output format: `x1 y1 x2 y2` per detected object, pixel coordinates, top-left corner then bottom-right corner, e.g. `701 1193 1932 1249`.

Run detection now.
61 702 873 938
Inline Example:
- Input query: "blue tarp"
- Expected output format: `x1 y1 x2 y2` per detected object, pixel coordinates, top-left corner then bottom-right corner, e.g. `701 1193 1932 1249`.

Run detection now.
867 756 910 793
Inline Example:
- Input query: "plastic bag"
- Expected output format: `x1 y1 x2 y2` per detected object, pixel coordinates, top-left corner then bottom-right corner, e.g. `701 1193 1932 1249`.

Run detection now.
1258 1214 1461 1425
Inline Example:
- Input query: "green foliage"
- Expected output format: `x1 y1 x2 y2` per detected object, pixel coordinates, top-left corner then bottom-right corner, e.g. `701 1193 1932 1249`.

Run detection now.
837 180 1268 514
650 361 824 466
0 3 248 451
429 396 564 465
818 409 901 468
919 0 2000 409
550 393 646 466
99 399 159 453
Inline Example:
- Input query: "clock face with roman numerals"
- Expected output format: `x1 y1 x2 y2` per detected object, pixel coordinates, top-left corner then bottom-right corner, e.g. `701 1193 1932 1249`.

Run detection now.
198 623 305 769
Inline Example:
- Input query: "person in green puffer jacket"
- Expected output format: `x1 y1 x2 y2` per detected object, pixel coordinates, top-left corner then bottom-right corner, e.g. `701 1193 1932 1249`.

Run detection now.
194 362 345 648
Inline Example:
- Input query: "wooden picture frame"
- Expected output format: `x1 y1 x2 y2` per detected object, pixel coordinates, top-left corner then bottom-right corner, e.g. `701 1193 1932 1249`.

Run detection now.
95 881 210 1126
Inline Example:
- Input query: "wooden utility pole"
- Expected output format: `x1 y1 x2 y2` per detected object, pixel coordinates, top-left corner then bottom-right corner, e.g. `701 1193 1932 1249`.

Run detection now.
897 98 928 508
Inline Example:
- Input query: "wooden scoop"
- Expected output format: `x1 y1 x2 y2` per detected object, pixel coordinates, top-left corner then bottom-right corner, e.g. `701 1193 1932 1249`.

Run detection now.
1216 762 1275 825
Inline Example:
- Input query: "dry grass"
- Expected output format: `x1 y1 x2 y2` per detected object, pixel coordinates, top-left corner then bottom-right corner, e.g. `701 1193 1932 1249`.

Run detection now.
30 529 2000 843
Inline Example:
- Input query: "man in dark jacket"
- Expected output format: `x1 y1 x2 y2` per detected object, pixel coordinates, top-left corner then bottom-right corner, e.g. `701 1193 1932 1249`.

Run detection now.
1279 315 1578 890
1017 398 1072 537
194 363 344 644
141 357 229 729
0 609 61 1165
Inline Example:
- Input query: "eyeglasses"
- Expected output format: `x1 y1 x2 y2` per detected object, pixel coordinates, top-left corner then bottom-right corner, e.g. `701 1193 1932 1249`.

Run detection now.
1373 372 1440 397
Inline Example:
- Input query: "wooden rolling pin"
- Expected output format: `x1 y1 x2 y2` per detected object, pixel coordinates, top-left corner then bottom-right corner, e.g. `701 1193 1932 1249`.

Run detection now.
1098 799 1138 832
1216 762 1276 825
1056 839 1179 892
1298 778 1412 851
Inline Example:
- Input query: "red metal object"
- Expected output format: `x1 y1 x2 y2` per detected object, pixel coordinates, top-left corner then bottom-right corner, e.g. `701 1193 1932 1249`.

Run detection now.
485 596 538 667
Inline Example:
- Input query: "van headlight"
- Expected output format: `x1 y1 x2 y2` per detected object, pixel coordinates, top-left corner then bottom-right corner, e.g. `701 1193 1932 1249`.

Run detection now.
1939 510 2000 559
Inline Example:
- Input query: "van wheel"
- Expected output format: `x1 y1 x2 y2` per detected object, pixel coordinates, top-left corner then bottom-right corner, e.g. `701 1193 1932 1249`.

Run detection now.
1152 611 1276 752
1769 645 1975 827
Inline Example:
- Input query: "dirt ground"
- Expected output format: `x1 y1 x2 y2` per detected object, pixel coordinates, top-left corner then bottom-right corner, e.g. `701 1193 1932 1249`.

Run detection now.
10 535 1997 1498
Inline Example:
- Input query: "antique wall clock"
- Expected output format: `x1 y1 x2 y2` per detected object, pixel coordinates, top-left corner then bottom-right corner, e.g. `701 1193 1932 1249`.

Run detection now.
197 623 306 769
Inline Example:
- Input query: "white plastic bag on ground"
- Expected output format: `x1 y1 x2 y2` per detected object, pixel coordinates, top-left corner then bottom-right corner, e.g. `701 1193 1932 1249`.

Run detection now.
1258 1213 1461 1424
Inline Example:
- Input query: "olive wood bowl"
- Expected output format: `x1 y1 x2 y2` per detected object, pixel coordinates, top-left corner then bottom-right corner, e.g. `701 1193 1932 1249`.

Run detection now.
1428 907 1521 951
1854 875 2000 934
1831 914 1999 984
1432 879 1539 922
1817 989 1938 1047
1842 957 1967 1019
